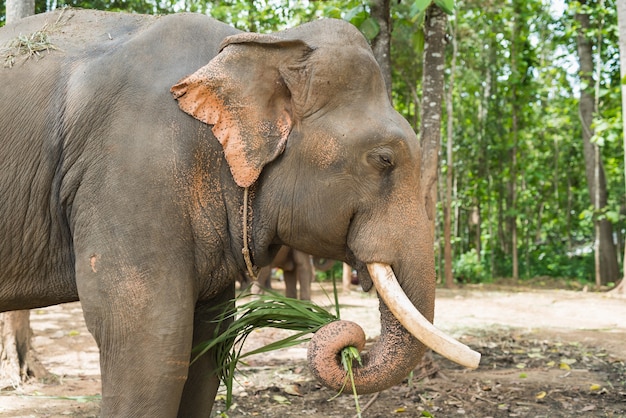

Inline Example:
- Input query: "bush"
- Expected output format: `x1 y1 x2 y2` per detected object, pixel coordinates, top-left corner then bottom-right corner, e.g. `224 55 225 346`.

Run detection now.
454 249 485 283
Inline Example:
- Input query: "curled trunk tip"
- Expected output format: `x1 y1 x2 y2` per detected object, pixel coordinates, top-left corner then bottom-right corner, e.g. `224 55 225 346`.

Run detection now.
307 320 365 392
307 262 480 396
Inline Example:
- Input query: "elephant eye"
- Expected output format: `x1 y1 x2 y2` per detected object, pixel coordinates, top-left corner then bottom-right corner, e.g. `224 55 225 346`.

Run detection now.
368 148 395 171
379 155 392 166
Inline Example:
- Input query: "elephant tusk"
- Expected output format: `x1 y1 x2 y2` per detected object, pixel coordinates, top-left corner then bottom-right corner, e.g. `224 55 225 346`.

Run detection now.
367 263 481 369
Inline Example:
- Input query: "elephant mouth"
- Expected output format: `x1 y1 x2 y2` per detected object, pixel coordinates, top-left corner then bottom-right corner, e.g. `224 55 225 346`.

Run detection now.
345 251 374 291
367 263 481 369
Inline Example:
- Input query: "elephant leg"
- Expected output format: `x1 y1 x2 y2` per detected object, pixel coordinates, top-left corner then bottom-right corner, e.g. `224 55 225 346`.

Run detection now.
81 291 195 416
293 251 314 301
273 246 294 271
74 245 196 416
283 269 298 299
343 263 352 293
179 286 235 417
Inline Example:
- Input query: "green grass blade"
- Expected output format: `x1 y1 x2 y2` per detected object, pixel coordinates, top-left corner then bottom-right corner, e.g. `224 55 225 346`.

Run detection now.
194 290 341 411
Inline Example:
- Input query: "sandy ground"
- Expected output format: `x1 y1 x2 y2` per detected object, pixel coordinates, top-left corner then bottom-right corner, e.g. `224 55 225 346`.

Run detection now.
0 282 624 417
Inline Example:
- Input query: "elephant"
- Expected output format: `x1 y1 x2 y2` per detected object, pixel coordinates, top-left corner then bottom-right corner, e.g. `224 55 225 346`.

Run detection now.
249 246 336 300
0 9 478 417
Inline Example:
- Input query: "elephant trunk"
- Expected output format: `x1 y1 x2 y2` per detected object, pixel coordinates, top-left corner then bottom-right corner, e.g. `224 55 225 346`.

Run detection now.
308 263 479 394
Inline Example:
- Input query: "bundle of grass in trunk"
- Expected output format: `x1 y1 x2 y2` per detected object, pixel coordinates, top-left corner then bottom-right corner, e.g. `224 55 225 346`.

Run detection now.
194 291 341 410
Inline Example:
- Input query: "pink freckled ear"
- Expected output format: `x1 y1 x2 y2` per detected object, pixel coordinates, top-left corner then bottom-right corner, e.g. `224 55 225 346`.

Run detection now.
171 39 303 188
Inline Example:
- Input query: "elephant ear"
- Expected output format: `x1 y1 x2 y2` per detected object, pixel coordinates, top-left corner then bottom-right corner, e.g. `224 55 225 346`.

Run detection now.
171 34 312 188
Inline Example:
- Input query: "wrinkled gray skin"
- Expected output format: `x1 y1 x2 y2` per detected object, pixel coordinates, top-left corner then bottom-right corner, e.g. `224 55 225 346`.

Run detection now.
0 9 435 417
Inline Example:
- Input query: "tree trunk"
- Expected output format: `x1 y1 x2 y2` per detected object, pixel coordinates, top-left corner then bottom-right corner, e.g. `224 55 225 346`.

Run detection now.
473 204 481 262
613 0 626 296
510 107 519 280
1 0 45 389
0 311 46 388
613 277 626 295
509 1 521 280
420 4 448 230
6 0 35 23
480 36 495 273
370 0 392 99
574 2 620 285
443 16 457 288
414 2 448 373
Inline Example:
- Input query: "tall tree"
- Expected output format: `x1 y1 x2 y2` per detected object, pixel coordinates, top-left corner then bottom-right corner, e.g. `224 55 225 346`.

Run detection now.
443 15 458 287
6 0 33 22
614 0 626 295
420 4 448 232
574 0 620 285
509 0 521 280
370 0 392 98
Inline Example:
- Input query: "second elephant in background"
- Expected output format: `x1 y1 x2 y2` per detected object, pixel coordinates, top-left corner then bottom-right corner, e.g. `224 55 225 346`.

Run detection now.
254 246 335 300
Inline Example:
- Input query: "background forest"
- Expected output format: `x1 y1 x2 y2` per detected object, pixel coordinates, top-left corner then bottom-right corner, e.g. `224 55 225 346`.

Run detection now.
1 0 623 288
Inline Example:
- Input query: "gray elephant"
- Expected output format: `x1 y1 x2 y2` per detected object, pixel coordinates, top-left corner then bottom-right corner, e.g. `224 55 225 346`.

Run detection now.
0 9 477 418
249 246 335 300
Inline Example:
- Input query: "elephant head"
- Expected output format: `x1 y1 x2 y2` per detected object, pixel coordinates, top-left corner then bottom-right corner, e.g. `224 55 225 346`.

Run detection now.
172 19 478 394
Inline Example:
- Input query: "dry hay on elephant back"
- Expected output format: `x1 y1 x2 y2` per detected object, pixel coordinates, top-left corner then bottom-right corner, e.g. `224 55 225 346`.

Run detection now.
1 29 57 68
0 8 72 68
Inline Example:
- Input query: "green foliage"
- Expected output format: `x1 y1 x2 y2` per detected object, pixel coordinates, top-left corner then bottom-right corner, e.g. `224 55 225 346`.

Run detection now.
197 289 362 415
536 245 594 282
348 9 379 40
195 291 337 411
453 249 485 283
332 346 363 416
56 0 169 14
2 0 624 286
343 346 363 416
315 261 343 282
435 0 455 14
437 0 624 284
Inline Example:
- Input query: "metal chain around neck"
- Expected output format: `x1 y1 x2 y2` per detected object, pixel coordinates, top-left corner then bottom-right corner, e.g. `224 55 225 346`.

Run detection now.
242 187 257 280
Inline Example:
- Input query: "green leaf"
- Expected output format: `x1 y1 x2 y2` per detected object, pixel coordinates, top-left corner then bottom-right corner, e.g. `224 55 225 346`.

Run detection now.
339 346 363 415
410 0 430 24
323 6 343 19
413 0 433 14
359 17 380 40
345 6 367 26
434 0 455 14
193 291 339 412
272 395 291 404
605 210 620 223
412 30 425 55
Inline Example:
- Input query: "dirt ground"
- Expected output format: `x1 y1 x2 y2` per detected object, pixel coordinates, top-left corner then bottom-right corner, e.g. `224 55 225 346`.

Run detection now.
0 281 624 418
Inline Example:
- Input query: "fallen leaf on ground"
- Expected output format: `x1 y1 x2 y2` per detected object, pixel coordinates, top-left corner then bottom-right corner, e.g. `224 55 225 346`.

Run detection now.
272 395 291 405
282 384 302 396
